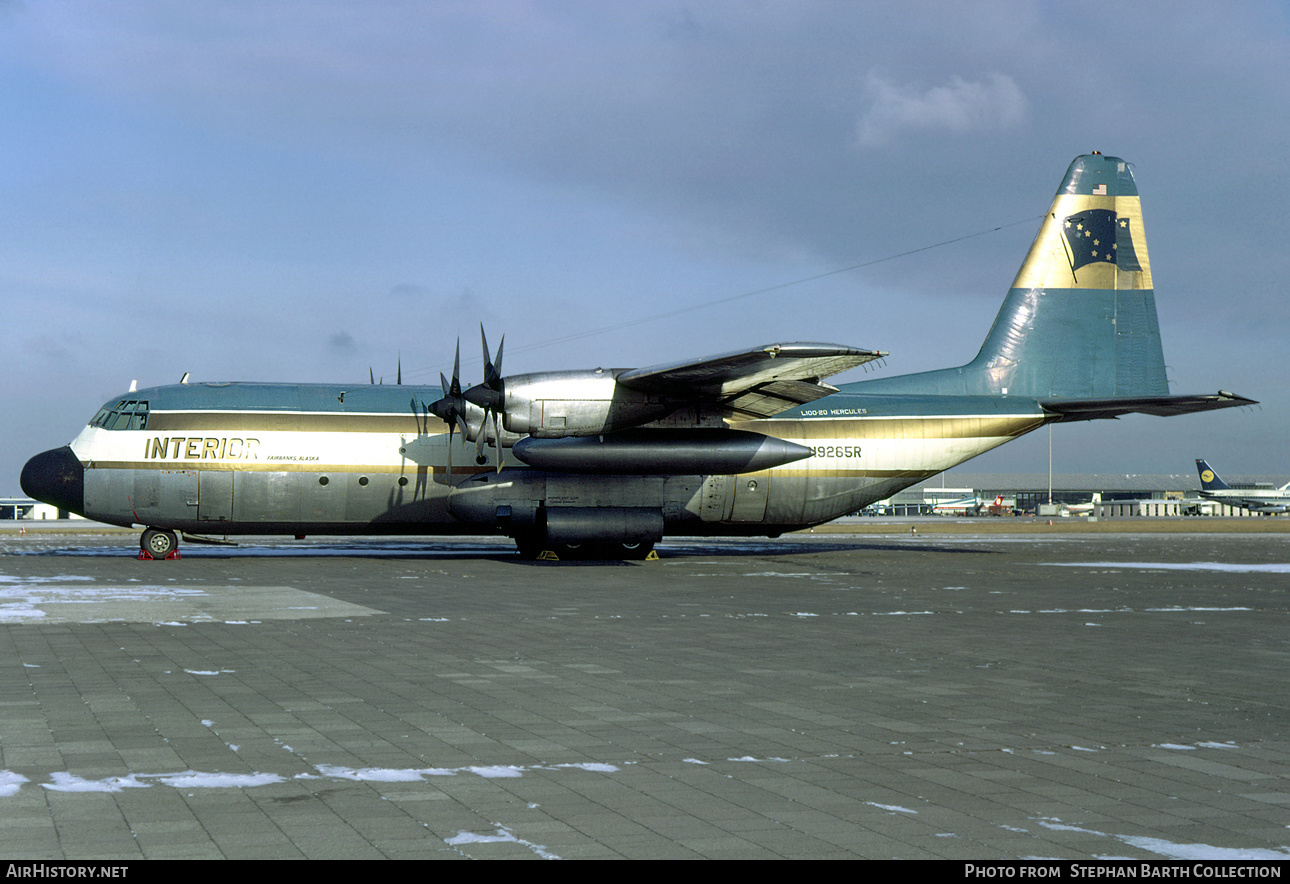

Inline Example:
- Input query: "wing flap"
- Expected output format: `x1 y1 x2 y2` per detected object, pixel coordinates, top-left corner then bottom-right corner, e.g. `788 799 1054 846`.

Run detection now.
721 379 843 419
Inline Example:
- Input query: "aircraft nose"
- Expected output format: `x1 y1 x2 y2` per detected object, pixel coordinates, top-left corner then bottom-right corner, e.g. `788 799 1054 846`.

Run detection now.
20 446 85 516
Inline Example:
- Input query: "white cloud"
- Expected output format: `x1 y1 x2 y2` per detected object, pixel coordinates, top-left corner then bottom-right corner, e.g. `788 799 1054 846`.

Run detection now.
857 73 1027 146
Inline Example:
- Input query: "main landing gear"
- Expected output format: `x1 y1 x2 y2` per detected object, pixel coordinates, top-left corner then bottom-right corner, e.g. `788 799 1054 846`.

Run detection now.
514 536 657 561
139 527 180 560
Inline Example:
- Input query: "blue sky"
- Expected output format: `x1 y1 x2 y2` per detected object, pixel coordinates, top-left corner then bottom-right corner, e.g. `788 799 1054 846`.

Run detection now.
4 1 1288 492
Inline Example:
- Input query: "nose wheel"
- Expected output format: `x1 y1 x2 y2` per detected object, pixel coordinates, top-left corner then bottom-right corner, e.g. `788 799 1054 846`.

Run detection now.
139 528 181 560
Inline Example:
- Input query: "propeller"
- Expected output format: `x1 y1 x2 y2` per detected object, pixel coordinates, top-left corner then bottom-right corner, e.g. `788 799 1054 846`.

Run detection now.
427 327 508 474
464 324 504 412
428 340 472 477
461 325 506 472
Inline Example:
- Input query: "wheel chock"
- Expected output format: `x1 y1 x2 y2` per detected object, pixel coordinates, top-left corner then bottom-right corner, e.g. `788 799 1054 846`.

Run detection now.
137 549 182 561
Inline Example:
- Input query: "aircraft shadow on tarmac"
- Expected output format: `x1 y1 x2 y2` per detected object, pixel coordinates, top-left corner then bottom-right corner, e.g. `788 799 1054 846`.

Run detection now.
15 537 996 564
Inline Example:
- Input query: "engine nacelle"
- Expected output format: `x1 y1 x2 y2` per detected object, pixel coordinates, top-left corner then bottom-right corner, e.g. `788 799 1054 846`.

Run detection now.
498 370 682 438
459 400 525 448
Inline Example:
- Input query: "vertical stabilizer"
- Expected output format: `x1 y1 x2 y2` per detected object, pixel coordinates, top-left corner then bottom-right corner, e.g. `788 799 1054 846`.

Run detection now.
1196 459 1231 491
855 154 1169 400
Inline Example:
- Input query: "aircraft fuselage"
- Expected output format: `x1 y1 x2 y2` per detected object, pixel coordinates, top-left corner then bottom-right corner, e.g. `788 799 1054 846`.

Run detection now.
24 381 1047 545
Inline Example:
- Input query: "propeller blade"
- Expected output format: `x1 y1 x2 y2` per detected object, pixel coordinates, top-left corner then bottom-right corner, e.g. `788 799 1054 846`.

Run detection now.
431 338 470 435
492 408 503 474
464 326 507 412
480 324 504 388
444 406 454 479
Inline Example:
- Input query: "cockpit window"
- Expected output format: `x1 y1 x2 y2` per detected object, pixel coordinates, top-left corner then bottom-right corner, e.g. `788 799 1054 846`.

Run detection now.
93 400 149 431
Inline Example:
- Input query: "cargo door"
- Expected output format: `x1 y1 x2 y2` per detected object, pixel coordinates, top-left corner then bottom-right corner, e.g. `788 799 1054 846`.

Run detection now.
135 469 198 524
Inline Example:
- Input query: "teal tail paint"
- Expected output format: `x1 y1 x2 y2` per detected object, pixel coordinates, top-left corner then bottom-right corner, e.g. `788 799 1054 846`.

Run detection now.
855 154 1167 400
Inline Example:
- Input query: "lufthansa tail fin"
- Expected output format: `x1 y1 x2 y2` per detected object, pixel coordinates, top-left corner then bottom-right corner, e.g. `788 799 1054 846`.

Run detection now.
1196 459 1232 491
853 154 1253 418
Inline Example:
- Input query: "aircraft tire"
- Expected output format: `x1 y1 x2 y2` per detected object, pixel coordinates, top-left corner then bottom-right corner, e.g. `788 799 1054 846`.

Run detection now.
513 533 546 560
618 541 655 560
512 536 655 561
561 541 655 560
141 528 178 559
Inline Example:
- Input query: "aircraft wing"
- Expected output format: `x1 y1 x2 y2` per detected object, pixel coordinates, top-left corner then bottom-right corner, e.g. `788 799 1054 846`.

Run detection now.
1040 391 1256 423
617 343 886 419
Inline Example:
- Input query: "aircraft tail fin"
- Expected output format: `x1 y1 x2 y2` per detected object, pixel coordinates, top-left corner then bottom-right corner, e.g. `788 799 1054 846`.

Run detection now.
856 154 1168 401
1196 459 1232 491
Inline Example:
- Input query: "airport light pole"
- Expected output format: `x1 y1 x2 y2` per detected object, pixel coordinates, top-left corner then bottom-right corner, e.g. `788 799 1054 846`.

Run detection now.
1048 424 1053 506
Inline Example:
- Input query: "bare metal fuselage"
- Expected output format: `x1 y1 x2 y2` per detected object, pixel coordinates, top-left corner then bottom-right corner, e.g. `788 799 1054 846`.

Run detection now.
56 382 1045 540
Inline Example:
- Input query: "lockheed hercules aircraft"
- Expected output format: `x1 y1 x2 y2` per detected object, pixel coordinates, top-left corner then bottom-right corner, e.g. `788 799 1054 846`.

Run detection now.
22 154 1253 559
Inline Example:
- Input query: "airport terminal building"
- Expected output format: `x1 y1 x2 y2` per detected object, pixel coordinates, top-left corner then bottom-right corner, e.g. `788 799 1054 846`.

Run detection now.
882 473 1288 518
1 497 65 520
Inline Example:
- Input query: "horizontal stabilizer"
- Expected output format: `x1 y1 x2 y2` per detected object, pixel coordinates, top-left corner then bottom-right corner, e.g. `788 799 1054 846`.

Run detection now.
1040 391 1256 422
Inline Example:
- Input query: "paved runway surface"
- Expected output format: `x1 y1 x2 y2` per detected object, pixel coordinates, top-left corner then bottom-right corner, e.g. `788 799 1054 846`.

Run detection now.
2 527 1288 859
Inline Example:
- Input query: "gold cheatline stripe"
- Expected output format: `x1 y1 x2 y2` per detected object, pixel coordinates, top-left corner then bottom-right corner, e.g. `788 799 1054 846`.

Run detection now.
88 461 937 480
86 460 495 476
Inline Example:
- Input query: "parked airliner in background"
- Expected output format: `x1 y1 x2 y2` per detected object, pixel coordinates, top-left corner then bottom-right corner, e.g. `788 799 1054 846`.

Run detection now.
1064 493 1102 516
931 495 983 516
22 155 1253 559
1196 460 1289 514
